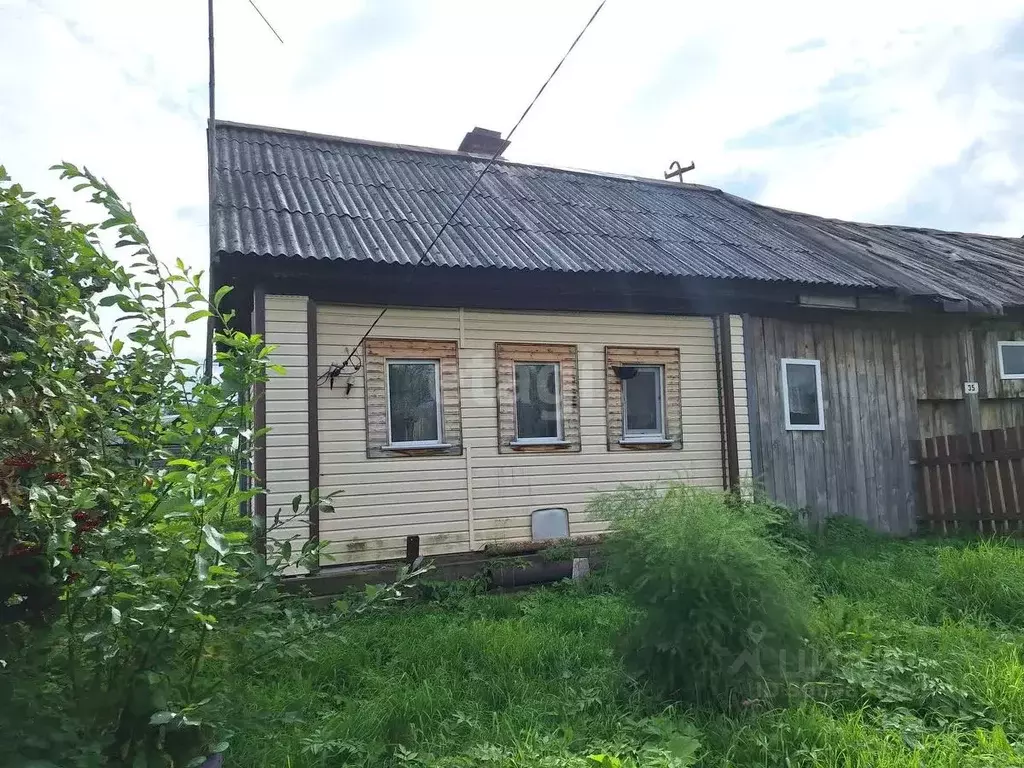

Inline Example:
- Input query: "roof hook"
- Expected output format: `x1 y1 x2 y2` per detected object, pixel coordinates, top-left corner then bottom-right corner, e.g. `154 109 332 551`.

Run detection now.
664 160 695 182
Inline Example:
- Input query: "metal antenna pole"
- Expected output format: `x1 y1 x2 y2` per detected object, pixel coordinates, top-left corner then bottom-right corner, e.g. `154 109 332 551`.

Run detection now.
203 0 216 384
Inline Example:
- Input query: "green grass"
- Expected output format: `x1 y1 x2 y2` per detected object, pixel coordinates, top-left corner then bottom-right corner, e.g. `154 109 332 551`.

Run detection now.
220 526 1024 767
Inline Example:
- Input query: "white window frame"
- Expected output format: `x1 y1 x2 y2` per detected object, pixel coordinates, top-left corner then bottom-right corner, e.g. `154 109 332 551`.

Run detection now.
385 359 444 448
513 361 564 444
998 341 1024 380
780 358 825 432
621 364 666 440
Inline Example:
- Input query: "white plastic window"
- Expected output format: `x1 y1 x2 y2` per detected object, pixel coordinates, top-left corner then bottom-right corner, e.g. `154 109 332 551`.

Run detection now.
781 358 824 431
386 359 442 446
514 362 562 442
998 341 1024 380
622 365 665 439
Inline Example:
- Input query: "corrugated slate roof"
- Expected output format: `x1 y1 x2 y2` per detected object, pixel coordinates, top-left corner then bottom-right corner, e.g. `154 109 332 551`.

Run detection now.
212 121 1024 310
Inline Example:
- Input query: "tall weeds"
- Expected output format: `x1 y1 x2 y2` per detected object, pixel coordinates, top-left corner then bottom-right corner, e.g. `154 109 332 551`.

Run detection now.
595 485 812 709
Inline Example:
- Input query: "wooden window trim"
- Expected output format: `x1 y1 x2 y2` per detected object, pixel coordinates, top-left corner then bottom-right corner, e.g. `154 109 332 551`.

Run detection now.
364 339 462 458
606 346 682 451
496 343 580 454
781 358 825 431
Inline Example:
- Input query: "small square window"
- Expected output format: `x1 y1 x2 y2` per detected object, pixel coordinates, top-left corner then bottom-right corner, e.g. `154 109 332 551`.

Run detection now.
514 362 562 442
622 365 665 438
386 360 442 446
998 341 1024 380
781 358 824 431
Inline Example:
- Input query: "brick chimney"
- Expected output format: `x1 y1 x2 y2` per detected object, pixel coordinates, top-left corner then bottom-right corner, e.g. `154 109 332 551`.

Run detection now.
458 127 509 157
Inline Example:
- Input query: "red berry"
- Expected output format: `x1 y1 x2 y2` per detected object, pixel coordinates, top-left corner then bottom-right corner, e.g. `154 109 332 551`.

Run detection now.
67 571 81 583
45 471 68 484
71 544 83 556
73 511 89 522
3 454 36 470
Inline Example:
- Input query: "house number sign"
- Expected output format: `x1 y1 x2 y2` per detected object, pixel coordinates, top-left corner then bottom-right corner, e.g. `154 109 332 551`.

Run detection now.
964 382 979 395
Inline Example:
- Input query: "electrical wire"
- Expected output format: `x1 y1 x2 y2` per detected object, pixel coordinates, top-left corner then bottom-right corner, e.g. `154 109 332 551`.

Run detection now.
246 0 285 43
335 0 608 372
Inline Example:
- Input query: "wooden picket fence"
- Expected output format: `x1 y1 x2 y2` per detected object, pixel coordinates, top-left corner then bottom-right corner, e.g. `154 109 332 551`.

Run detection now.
912 426 1024 534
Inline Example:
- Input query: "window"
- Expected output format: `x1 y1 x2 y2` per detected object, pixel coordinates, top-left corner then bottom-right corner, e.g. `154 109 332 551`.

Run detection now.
363 338 462 458
781 358 824 431
386 360 442 446
605 347 682 450
514 362 562 442
998 341 1024 380
495 343 580 453
621 365 665 438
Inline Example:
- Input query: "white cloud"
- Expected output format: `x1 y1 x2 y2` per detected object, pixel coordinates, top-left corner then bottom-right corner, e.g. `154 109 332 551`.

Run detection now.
2 0 1022 313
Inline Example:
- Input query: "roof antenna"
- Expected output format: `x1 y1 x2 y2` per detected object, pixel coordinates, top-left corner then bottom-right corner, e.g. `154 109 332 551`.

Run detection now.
664 160 695 183
203 0 284 384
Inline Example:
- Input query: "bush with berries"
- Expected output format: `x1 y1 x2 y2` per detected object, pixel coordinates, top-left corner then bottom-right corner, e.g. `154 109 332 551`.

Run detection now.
0 166 398 766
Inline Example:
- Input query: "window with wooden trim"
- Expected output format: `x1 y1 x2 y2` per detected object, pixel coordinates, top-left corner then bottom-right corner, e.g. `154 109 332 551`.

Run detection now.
386 360 441 446
781 358 824 431
605 347 682 450
622 365 664 438
998 341 1024 380
363 339 462 457
514 362 562 442
496 343 579 453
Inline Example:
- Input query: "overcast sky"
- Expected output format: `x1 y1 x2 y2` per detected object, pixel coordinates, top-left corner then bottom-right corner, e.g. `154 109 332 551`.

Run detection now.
3 0 1024 291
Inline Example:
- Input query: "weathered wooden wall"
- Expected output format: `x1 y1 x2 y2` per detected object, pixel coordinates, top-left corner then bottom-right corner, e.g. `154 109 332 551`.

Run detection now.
745 315 1024 533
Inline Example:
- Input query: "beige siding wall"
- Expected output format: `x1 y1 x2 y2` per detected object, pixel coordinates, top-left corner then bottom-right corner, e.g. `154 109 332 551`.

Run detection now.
731 315 754 485
262 296 310 564
263 299 749 564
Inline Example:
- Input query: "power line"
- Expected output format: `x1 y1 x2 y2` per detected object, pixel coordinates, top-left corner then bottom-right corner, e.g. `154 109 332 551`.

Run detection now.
336 0 608 370
246 0 284 44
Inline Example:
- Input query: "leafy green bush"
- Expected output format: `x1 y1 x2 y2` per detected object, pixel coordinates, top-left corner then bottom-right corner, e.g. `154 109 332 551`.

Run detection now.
0 166 426 766
595 485 812 709
823 644 993 735
936 539 1024 626
0 164 307 765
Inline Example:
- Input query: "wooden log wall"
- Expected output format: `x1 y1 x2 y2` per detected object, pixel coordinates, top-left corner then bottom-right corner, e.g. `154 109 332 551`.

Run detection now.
745 315 1024 534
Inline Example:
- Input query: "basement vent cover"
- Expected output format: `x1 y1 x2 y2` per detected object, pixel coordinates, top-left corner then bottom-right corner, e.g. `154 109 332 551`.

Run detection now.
531 507 569 540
